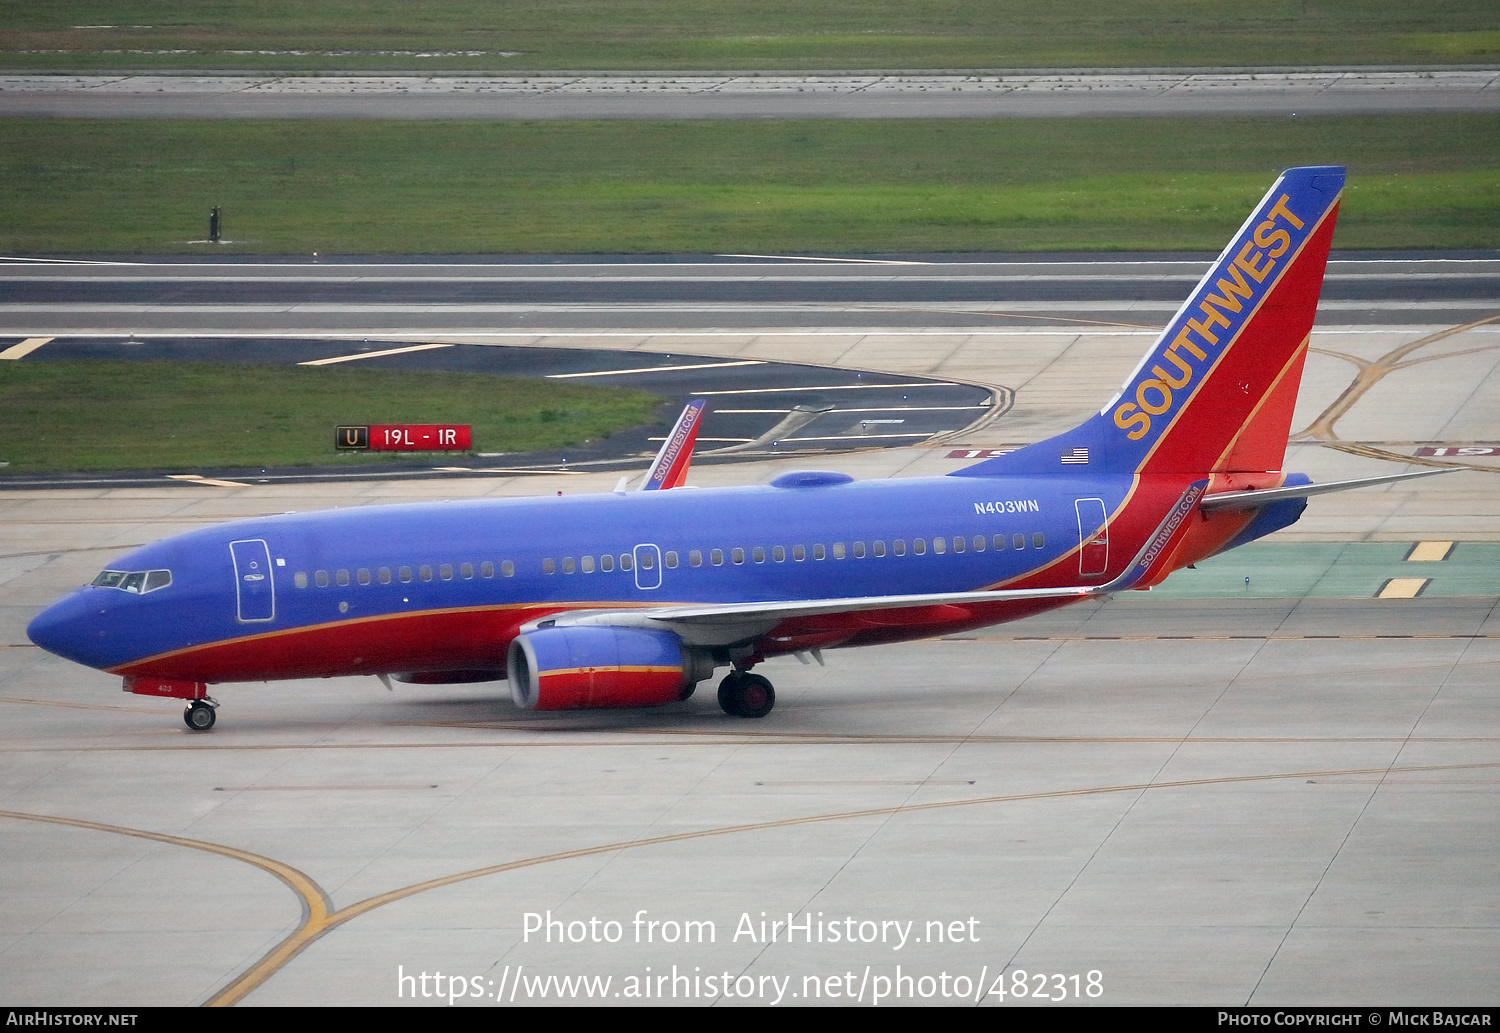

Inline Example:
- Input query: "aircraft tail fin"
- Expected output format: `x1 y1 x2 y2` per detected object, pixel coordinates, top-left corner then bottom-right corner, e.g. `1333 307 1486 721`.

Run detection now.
641 398 707 490
953 166 1344 479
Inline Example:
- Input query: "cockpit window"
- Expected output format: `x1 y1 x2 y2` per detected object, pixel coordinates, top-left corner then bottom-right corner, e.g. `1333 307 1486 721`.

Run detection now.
92 568 172 594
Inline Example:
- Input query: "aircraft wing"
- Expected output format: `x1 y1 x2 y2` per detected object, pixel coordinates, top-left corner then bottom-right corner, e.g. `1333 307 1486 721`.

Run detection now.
619 471 1453 642
645 584 1095 626
1200 468 1454 512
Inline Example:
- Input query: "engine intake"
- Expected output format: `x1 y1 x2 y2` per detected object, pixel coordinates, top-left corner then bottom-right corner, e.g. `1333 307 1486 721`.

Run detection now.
508 625 701 711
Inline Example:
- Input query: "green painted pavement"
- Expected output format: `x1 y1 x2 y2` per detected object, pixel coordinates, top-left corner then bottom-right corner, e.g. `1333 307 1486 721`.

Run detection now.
1151 542 1500 599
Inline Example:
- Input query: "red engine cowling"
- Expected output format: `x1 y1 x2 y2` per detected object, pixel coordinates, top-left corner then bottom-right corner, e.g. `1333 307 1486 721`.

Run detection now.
507 625 696 711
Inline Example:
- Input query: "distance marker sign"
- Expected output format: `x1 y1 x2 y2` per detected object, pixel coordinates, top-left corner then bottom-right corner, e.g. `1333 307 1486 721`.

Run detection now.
337 425 471 451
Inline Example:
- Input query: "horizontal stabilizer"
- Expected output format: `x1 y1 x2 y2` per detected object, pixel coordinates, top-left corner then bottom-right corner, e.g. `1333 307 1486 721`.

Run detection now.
1200 469 1455 512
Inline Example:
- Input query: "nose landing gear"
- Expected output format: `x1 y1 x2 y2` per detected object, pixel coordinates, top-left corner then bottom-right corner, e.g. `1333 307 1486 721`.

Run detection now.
717 670 775 718
183 698 218 731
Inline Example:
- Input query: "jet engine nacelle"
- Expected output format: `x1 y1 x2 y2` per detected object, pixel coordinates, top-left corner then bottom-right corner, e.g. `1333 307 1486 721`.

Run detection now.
507 625 707 711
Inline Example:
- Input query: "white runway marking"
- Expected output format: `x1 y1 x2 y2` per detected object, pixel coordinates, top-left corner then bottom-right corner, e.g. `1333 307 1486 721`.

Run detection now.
298 342 453 365
693 382 971 396
546 360 764 378
716 254 931 265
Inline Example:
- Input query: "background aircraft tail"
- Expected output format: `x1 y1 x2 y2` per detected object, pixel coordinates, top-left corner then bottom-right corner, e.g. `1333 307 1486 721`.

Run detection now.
953 166 1344 479
641 398 706 490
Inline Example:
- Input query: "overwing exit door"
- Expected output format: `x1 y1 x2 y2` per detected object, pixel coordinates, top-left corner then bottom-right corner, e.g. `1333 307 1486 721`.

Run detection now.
633 543 662 590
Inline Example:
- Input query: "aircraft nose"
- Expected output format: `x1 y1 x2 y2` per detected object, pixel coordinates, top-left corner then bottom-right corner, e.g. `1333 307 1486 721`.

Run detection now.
28 589 112 670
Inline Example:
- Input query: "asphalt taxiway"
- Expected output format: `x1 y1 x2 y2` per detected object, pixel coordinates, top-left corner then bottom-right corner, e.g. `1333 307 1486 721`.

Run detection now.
3 70 1498 119
4 253 1496 330
0 256 1496 1006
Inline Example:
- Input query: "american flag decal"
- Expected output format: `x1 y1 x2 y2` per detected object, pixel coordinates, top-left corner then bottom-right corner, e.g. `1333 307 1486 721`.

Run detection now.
1061 448 1089 465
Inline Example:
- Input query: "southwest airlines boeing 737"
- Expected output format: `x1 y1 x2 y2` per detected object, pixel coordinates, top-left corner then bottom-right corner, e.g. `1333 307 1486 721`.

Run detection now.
28 167 1446 730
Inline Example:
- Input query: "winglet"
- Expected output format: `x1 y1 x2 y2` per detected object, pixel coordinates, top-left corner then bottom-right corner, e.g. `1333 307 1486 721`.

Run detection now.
641 399 707 491
1099 479 1209 592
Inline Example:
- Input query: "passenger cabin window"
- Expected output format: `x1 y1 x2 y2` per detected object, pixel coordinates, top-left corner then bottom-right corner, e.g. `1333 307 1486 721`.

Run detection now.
993 535 1007 551
379 567 393 583
358 568 372 585
913 539 926 555
1033 532 1046 549
773 546 786 562
1013 534 1026 551
731 548 744 565
873 541 886 557
893 540 906 557
543 559 556 575
480 561 493 578
950 537 963 553
502 560 515 577
710 548 724 566
972 535 985 552
598 555 612 573
315 571 330 588
689 550 703 568
853 542 866 558
753 547 766 564
460 563 473 579
620 554 634 571
420 565 433 582
439 564 453 581
665 552 678 568
581 556 595 573
933 538 947 554
832 543 845 559
294 572 309 589
562 557 575 574
336 569 350 586
792 545 806 561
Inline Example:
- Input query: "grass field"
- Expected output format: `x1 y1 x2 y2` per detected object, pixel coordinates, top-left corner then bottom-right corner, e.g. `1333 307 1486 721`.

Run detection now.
0 362 663 473
1 115 1496 254
2 1 1496 71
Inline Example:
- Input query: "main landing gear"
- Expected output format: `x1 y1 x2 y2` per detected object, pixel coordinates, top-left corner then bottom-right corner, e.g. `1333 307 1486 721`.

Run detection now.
183 698 218 731
717 670 775 719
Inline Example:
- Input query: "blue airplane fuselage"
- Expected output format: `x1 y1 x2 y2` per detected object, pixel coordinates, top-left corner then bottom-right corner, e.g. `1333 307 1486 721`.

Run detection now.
31 469 1138 681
